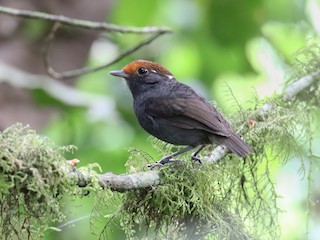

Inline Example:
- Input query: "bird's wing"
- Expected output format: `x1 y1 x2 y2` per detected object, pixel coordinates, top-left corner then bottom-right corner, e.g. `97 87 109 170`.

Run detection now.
145 97 231 137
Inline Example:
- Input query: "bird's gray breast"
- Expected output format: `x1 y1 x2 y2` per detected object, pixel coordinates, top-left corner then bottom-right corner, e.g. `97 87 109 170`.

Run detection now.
134 98 158 131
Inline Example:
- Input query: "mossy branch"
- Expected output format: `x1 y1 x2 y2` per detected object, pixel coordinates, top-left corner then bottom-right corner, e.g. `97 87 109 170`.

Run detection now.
69 169 160 192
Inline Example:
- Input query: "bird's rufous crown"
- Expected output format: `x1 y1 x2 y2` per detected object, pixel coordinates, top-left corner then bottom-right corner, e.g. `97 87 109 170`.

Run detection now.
122 60 173 76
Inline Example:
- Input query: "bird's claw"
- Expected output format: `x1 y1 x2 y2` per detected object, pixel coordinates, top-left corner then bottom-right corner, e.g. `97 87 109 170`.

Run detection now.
147 162 164 169
158 156 174 165
191 153 202 164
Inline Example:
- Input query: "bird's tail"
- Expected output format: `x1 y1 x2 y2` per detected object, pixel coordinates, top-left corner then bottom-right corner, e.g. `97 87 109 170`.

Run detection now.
222 133 252 157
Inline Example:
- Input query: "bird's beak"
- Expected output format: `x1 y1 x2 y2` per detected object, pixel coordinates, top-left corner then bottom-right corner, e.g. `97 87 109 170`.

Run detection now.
109 70 129 79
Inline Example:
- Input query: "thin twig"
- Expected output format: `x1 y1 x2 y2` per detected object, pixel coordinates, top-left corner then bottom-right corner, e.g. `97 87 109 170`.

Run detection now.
0 6 171 34
42 22 62 79
42 28 166 79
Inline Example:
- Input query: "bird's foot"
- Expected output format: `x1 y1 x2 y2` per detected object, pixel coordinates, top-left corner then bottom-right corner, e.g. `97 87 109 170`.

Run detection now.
158 156 174 165
147 162 164 169
191 152 202 164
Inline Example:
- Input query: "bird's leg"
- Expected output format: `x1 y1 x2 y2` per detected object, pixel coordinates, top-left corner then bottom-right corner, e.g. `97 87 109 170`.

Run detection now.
191 145 205 163
158 145 196 164
148 146 203 169
153 145 196 166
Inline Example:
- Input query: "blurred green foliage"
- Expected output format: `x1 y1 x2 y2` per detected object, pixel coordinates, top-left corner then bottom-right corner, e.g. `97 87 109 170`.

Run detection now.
27 0 319 239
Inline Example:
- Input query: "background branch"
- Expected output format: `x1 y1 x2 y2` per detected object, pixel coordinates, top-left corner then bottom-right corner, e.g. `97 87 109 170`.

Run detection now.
42 23 167 79
0 6 171 79
0 6 171 33
0 62 117 121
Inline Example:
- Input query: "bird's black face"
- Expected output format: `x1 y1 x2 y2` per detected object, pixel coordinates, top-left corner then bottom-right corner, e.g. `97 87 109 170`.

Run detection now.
109 60 175 97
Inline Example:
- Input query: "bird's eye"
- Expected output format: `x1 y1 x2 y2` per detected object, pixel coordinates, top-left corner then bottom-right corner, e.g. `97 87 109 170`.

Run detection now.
137 67 148 76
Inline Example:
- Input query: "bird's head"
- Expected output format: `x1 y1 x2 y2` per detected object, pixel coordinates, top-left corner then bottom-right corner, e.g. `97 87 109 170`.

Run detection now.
109 60 175 96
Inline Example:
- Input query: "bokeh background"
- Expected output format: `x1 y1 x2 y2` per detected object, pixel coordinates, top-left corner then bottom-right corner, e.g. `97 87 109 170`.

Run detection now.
0 0 319 239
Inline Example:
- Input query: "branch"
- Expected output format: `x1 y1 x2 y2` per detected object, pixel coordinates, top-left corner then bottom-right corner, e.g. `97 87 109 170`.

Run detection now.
0 6 171 34
204 70 320 163
42 23 167 79
0 6 171 79
283 70 320 101
69 169 160 192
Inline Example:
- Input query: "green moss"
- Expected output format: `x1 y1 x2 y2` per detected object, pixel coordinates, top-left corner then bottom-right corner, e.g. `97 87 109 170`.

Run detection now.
0 124 77 239
119 161 251 239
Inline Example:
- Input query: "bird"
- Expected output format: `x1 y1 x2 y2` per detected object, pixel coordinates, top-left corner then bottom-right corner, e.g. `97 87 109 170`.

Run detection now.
109 60 252 164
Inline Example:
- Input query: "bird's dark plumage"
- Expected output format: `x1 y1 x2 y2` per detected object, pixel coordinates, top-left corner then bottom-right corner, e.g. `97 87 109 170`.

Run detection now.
109 60 252 162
